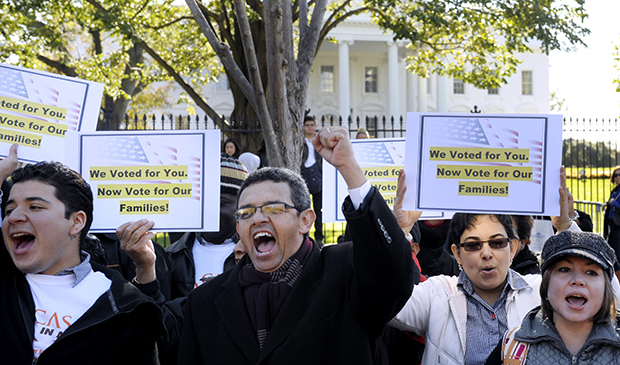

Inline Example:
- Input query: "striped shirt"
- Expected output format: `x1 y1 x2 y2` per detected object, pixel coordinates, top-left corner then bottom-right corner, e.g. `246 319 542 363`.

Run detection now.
457 268 529 365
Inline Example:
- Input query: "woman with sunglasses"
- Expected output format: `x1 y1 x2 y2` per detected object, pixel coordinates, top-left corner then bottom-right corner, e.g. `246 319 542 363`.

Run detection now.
388 170 581 365
604 166 620 279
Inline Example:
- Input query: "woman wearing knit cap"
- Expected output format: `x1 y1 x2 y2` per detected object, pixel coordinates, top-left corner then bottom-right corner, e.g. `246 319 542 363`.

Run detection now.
487 231 620 364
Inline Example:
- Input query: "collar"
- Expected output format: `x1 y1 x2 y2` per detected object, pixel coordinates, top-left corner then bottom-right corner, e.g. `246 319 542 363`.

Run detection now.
56 251 92 287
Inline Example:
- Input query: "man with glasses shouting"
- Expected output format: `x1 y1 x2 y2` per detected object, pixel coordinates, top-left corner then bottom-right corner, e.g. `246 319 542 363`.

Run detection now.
175 126 416 364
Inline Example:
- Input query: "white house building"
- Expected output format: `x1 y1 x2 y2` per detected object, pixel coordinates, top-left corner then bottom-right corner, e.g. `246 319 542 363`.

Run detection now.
168 14 550 126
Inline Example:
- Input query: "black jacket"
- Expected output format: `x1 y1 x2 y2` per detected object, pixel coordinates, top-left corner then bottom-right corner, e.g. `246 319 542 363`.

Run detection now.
0 244 163 365
97 232 173 300
166 232 236 299
178 187 417 364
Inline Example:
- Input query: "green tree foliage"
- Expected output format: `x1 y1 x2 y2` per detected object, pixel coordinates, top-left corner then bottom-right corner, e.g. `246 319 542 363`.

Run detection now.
188 0 589 168
0 0 220 129
368 0 589 88
1 0 591 168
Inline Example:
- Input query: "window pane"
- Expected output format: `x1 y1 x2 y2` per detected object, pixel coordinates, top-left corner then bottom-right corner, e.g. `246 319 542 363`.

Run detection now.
522 70 533 95
453 79 464 94
365 67 377 93
216 75 230 91
488 87 499 95
321 66 334 93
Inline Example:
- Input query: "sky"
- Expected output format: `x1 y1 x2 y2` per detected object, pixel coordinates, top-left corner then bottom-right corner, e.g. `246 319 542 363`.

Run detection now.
549 0 620 118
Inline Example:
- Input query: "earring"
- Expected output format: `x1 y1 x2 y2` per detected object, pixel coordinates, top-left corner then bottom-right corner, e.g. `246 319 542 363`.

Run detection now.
458 263 463 271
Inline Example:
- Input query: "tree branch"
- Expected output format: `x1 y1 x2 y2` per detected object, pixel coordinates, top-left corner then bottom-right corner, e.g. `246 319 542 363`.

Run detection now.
145 16 195 30
185 0 258 112
233 0 280 159
297 0 328 79
36 55 78 77
317 6 382 54
137 39 226 127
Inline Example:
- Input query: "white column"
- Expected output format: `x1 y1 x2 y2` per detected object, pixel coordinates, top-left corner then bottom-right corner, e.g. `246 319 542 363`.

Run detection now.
417 76 427 112
387 41 399 120
406 70 417 112
436 74 448 112
338 40 353 121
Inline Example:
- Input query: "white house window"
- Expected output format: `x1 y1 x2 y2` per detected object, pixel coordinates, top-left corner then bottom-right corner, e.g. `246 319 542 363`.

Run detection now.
522 70 533 95
365 67 378 93
488 87 499 95
215 75 230 91
321 66 335 93
453 79 464 94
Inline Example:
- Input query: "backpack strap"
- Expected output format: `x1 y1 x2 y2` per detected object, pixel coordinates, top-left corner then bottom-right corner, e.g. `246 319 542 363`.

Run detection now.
502 326 530 365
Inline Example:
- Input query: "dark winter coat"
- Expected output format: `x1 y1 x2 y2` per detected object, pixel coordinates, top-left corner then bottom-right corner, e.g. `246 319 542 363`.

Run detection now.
178 187 417 364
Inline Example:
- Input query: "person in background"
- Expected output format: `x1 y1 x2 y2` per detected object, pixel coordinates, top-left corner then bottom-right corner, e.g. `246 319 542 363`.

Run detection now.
223 138 241 159
510 215 540 275
239 152 261 174
356 127 370 139
486 231 620 364
119 153 248 300
300 115 323 244
604 166 620 282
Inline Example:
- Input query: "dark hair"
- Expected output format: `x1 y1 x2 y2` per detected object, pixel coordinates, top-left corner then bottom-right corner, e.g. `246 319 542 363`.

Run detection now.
540 259 617 324
449 213 517 246
304 115 317 125
4 162 94 246
511 215 534 241
237 167 311 214
611 166 620 183
223 138 240 159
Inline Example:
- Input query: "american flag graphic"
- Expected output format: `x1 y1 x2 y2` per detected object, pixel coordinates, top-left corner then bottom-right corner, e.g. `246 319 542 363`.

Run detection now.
426 117 544 184
0 66 83 131
0 67 28 98
89 135 202 200
92 136 148 162
352 141 400 165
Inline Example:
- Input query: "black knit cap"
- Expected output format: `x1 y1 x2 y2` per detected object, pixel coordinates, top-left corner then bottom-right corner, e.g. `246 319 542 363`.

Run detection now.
220 153 248 195
541 231 616 278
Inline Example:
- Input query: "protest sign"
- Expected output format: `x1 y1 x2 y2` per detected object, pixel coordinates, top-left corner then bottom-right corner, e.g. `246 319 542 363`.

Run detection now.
403 113 563 215
323 138 451 222
0 64 103 163
66 130 220 232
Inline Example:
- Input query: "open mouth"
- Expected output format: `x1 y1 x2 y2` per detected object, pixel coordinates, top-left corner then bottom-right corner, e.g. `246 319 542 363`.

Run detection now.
12 232 35 254
253 231 276 257
566 294 587 307
481 267 495 274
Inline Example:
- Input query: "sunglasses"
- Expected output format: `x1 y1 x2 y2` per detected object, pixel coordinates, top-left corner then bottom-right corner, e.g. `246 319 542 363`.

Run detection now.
235 202 298 221
458 237 510 252
614 174 620 178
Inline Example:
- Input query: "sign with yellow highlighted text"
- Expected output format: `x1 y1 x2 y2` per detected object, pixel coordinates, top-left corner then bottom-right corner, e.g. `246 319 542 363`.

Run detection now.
65 130 220 232
403 113 563 215
323 137 453 222
0 64 103 163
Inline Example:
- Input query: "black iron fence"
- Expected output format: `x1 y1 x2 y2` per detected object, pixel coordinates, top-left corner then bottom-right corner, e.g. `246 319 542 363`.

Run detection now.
101 113 619 240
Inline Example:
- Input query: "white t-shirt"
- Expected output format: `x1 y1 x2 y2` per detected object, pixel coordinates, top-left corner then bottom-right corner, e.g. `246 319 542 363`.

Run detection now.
192 237 236 287
26 271 111 359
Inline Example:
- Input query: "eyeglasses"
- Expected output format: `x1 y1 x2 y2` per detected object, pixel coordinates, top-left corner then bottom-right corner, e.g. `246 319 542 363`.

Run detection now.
614 174 620 178
458 238 510 252
235 202 298 220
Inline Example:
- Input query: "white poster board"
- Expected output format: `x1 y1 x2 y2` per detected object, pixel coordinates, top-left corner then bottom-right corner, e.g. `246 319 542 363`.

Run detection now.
323 138 453 222
403 113 563 215
0 64 103 163
66 130 220 232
